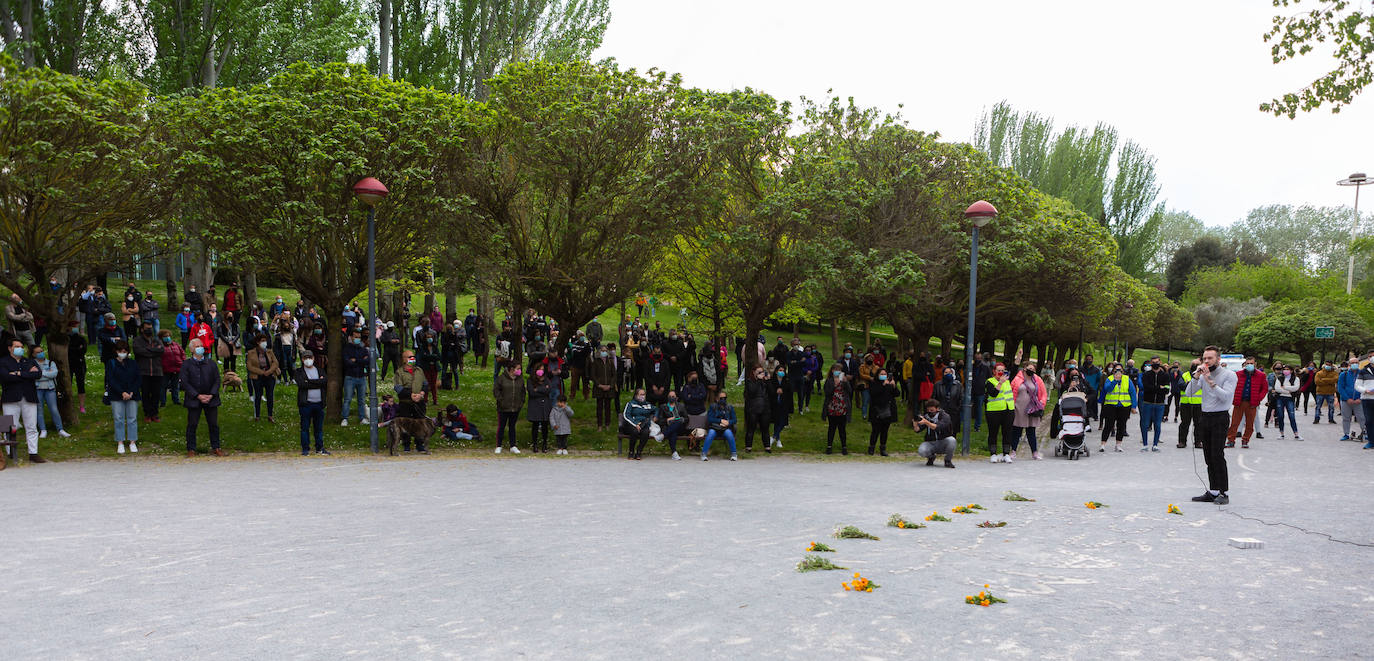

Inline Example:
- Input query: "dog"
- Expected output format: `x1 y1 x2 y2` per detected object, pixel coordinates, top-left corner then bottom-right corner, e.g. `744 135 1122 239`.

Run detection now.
221 371 243 392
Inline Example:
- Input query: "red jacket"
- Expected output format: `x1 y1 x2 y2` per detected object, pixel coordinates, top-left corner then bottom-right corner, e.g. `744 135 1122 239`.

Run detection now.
1232 369 1269 406
161 341 185 374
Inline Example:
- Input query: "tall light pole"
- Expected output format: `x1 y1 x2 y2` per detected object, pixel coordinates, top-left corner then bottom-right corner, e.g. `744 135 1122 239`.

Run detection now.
1338 172 1370 295
961 200 996 456
352 176 389 454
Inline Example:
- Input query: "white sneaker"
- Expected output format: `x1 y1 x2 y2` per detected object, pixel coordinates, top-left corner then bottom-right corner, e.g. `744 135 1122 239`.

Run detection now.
58 430 71 438
39 430 47 439
129 442 138 453
360 418 369 425
1003 453 1013 463
511 447 521 454
990 454 1001 463
1032 451 1042 460
1140 446 1149 453
116 443 125 454
1085 424 1092 433
495 446 502 454
340 419 349 427
671 451 681 461
1278 434 1285 440
729 454 738 461
702 455 708 461
774 438 783 448
1294 435 1303 441
1114 444 1124 453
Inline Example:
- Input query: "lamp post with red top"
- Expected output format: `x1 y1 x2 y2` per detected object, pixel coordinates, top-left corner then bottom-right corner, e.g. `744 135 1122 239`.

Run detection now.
961 201 996 456
352 177 389 454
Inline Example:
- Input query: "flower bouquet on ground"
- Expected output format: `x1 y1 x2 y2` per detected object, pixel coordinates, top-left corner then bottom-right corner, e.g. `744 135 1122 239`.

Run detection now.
797 555 847 572
1084 501 1108 509
887 513 925 529
843 572 879 592
1003 491 1035 502
966 584 1007 607
976 521 1008 528
924 511 951 522
807 541 836 552
834 525 880 540
952 504 985 514
1167 504 1183 515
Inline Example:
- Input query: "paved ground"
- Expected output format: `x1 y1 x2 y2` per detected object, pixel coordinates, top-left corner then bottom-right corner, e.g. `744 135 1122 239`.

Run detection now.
2 412 1372 660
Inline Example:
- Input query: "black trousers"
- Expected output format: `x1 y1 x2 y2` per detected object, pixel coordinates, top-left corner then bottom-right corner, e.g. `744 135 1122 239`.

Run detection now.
381 351 399 379
744 410 767 450
620 419 651 456
1178 402 1201 445
985 409 1012 454
141 375 161 418
496 411 519 448
868 420 891 452
1199 410 1230 492
1100 405 1131 443
595 396 615 426
826 415 847 448
186 406 221 451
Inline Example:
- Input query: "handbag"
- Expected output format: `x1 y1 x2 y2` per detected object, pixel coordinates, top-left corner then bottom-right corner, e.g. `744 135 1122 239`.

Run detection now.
648 421 663 441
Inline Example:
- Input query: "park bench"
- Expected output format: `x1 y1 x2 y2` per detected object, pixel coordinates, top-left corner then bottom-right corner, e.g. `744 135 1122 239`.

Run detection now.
0 414 18 469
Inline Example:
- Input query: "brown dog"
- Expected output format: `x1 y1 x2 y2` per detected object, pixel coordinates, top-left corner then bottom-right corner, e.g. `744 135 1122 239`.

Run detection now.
221 371 243 392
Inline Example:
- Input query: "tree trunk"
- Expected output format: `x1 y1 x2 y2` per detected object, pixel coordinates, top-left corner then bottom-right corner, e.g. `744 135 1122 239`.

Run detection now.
744 315 765 374
322 304 345 422
1004 336 1020 366
18 0 34 68
444 290 457 326
164 257 179 310
379 0 391 76
829 318 839 359
242 271 258 319
47 331 79 427
939 335 952 361
863 319 871 350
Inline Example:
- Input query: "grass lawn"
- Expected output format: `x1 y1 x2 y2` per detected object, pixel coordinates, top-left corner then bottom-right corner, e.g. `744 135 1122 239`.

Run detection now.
12 279 1235 462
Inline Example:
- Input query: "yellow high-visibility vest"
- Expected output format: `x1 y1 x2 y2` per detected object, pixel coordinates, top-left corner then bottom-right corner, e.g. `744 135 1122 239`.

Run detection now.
1180 371 1201 405
986 378 1013 412
1104 377 1132 407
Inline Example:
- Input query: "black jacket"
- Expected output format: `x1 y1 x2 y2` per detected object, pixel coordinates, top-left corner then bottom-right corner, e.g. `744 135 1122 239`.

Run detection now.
104 357 141 404
132 332 165 377
767 375 794 416
681 380 708 415
0 354 40 403
342 342 369 378
869 379 899 423
744 378 771 416
179 356 221 408
293 366 327 407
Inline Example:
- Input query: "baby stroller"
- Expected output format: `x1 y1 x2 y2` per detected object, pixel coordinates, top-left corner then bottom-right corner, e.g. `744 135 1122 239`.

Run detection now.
1050 391 1090 460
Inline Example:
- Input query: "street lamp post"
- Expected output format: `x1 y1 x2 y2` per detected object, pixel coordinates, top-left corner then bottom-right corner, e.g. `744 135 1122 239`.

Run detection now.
961 201 997 456
1338 172 1371 295
352 177 389 454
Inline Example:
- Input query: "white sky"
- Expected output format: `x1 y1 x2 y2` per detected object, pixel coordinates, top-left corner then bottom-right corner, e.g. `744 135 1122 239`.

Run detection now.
594 0 1372 226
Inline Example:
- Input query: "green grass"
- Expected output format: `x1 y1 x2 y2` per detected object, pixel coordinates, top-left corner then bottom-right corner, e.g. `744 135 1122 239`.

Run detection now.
16 279 1268 462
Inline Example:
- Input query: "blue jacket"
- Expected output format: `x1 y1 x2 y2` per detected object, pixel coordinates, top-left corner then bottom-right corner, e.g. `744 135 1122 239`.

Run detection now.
1338 369 1360 400
706 402 737 429
342 341 369 378
104 357 141 403
1097 375 1139 408
621 399 655 427
175 312 194 333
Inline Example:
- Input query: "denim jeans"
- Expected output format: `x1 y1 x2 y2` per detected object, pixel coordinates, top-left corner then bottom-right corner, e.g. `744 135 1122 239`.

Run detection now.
972 394 986 429
35 389 62 432
110 399 138 442
1010 425 1038 453
860 389 870 418
1312 394 1335 422
299 402 325 452
702 428 736 456
1274 396 1298 434
1138 401 1166 447
343 376 367 421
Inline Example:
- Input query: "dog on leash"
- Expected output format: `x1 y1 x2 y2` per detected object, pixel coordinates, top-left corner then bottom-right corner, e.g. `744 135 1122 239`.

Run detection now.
221 371 243 392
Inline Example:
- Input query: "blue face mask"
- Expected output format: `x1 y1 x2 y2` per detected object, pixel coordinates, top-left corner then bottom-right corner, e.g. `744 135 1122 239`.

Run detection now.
776 371 786 378
11 347 24 357
833 370 843 378
878 374 887 382
194 347 205 358
1244 364 1255 373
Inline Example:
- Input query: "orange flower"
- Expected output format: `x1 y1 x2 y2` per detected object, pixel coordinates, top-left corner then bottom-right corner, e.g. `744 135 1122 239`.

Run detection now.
981 600 990 606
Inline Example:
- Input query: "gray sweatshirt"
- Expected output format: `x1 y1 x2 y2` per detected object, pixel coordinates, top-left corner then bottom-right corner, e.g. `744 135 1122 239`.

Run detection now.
1186 365 1237 413
549 403 574 435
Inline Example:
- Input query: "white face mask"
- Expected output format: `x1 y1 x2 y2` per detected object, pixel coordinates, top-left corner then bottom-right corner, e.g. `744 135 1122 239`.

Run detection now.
303 359 315 368
116 352 128 360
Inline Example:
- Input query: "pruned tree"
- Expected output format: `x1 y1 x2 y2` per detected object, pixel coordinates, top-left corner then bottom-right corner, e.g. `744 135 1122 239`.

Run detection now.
159 62 473 422
0 59 170 424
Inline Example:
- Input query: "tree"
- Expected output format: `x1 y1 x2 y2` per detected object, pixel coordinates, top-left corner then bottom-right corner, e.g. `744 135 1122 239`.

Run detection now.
452 61 725 358
376 0 609 99
1180 262 1334 307
1151 207 1211 273
1164 235 1266 300
160 62 473 422
0 59 169 424
1262 0 1374 117
0 0 127 74
1226 204 1363 274
1235 297 1374 364
1192 297 1270 348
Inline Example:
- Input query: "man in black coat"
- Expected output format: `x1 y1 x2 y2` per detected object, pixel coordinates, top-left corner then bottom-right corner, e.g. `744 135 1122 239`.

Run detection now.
180 343 225 457
294 350 329 455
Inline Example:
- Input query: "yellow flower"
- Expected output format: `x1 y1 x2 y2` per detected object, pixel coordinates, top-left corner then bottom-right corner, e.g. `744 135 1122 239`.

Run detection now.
854 572 861 578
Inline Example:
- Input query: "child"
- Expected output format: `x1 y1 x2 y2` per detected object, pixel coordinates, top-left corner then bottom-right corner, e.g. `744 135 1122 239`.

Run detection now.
442 404 475 441
378 393 397 428
549 394 574 455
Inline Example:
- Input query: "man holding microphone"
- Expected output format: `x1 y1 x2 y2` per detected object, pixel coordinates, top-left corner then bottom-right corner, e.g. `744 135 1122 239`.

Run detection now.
1185 346 1236 504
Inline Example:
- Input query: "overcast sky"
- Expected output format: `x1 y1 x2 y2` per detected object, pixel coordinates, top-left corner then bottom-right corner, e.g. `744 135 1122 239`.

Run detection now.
593 0 1371 227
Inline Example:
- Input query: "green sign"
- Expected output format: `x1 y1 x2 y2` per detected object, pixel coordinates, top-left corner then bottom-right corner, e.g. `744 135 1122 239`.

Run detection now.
1315 326 1335 339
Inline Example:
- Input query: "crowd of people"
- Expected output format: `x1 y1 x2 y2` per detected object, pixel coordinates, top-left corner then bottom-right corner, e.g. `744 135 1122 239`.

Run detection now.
4 283 1373 478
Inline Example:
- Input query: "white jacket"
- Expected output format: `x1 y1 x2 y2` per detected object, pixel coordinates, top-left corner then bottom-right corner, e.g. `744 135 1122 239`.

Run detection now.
1273 374 1302 398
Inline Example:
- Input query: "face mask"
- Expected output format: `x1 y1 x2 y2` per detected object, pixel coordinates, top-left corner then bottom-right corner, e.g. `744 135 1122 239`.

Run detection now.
512 368 522 377
143 328 153 335
943 374 953 383
1325 365 1334 371
107 320 116 327
832 370 843 378
303 359 314 368
259 342 268 350
183 308 190 313
844 353 852 359
1067 363 1077 369
193 347 205 358
1283 370 1292 377
599 351 608 358
314 329 323 335
536 369 545 377
160 336 170 344
35 351 45 360
878 374 888 382
407 358 417 366
1244 364 1255 372
115 351 129 360
1143 365 1152 372
777 371 786 378
126 296 133 301
276 299 283 303
718 399 727 406
352 338 361 345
